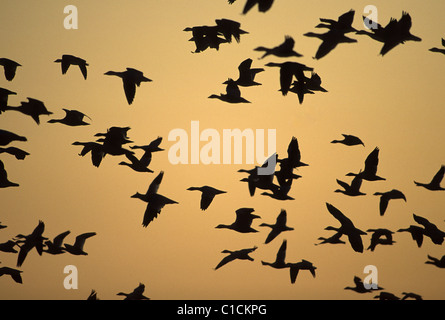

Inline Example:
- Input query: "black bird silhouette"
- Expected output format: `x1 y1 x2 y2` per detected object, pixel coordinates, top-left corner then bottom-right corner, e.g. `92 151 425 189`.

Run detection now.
215 19 249 43
209 78 251 103
184 25 228 53
261 178 294 200
430 38 445 55
233 58 264 87
0 87 16 113
346 147 385 181
119 153 154 173
187 186 227 211
0 266 23 284
64 232 96 255
54 55 89 80
335 174 366 197
259 209 294 244
414 165 445 191
325 203 367 253
261 239 288 269
117 283 150 300
95 127 134 157
344 276 384 294
425 255 445 268
265 62 313 96
412 214 445 245
72 141 105 168
214 246 257 270
48 109 91 126
87 289 99 300
216 208 260 233
287 260 317 283
0 58 21 81
0 129 27 146
44 231 71 255
304 29 357 59
3 98 53 125
331 134 364 146
0 147 30 160
14 220 47 267
374 292 400 300
315 232 346 246
373 189 406 216
283 136 308 168
316 9 357 33
235 0 275 15
366 228 396 251
254 36 303 59
0 240 18 253
131 171 178 227
401 292 423 300
397 225 425 248
128 136 164 169
0 159 19 188
105 68 152 105
286 81 314 104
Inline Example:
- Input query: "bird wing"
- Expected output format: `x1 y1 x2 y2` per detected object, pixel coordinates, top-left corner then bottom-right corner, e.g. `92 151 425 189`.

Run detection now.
363 147 380 175
79 63 87 80
347 232 364 253
338 9 355 26
73 232 96 250
379 194 389 216
215 253 237 270
430 165 445 186
276 209 287 226
200 192 216 211
146 171 164 195
336 179 350 191
289 265 299 284
123 78 136 105
53 231 71 247
275 240 287 264
326 203 354 229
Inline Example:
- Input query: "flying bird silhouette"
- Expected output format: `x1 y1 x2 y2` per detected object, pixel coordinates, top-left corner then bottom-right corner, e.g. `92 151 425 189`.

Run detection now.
64 232 96 255
259 209 294 244
366 228 396 251
209 78 251 103
316 9 357 33
429 38 445 55
48 109 91 126
0 267 23 284
216 208 260 233
215 19 249 43
304 29 357 59
414 165 445 191
0 129 27 146
335 174 366 197
105 68 152 105
425 255 445 268
0 147 29 160
346 147 385 181
233 58 264 87
54 55 89 80
3 98 53 124
254 36 303 59
44 231 71 255
0 58 21 81
373 189 406 216
14 220 47 267
117 283 150 300
344 276 384 294
187 186 227 211
265 62 313 96
331 134 364 146
214 246 257 270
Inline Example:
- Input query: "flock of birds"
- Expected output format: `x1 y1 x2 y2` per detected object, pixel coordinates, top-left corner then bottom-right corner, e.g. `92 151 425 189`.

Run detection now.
1 2 445 300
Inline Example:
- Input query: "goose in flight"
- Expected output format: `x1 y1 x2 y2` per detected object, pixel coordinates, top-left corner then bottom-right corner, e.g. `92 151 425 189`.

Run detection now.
48 109 91 126
0 147 30 160
235 0 275 15
425 255 445 268
187 186 227 211
215 19 249 43
346 147 385 181
72 141 105 168
430 38 445 55
315 232 346 246
287 260 317 283
254 36 303 59
397 225 425 248
284 136 308 168
0 129 27 146
259 209 294 244
105 68 152 105
373 189 406 216
184 25 228 53
87 290 99 300
374 292 401 300
265 62 313 96
119 153 154 173
44 231 71 255
117 283 150 300
412 214 445 245
366 228 396 251
0 58 21 81
0 87 16 113
214 246 257 270
344 276 384 294
0 240 19 253
335 174 366 197
209 79 250 103
0 267 23 284
325 203 367 253
414 165 445 191
54 55 89 80
14 220 47 267
0 160 19 188
261 239 288 269
216 208 260 233
401 292 423 300
64 232 96 255
331 134 364 146
3 98 53 125
261 178 294 200
129 136 164 168
233 58 264 87
94 126 134 157
304 29 357 60
316 9 357 33
131 171 178 227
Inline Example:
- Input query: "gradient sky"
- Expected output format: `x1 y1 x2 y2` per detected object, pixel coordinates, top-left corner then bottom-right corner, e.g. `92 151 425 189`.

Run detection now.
1 0 445 300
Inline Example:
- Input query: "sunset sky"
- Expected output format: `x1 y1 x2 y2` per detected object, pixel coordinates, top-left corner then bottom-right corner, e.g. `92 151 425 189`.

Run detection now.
1 0 445 300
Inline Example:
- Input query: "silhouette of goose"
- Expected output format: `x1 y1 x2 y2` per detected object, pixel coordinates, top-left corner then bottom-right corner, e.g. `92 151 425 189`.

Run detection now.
216 208 260 233
239 169 279 197
238 0 275 15
3 98 53 125
346 147 385 181
14 220 47 267
54 55 88 80
374 292 400 300
187 186 227 211
373 189 406 216
72 141 105 168
64 232 96 255
214 246 257 270
401 292 423 300
0 129 27 146
0 147 29 160
335 174 366 196
0 240 19 253
48 109 91 126
287 260 317 283
105 68 152 105
397 225 425 248
255 36 303 59
233 58 264 87
284 136 308 168
259 209 294 244
366 228 395 251
274 158 302 188
265 62 313 96
0 58 21 81
0 267 23 284
119 153 154 173
286 80 314 104
315 232 346 246
261 239 288 269
425 255 445 268
430 38 445 55
413 214 445 245
95 127 134 157
131 171 178 227
44 231 71 255
316 9 357 33
331 134 364 146
215 19 248 43
356 15 394 43
0 87 16 113
117 283 150 300
344 276 384 294
184 25 228 52
304 29 357 59
261 178 294 200
325 203 367 253
305 72 328 93
0 221 7 230
87 290 99 300
0 160 19 188
129 136 164 168
414 165 444 191
209 79 250 103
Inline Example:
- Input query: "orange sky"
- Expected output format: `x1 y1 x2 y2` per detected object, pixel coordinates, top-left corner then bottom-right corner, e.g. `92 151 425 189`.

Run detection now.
1 0 445 300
